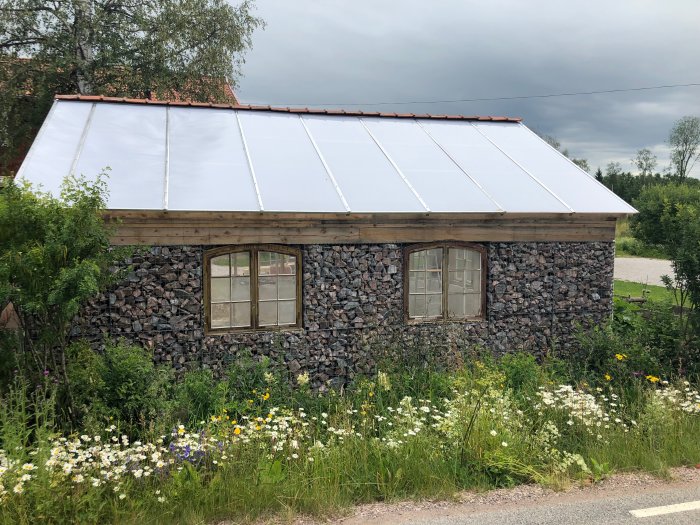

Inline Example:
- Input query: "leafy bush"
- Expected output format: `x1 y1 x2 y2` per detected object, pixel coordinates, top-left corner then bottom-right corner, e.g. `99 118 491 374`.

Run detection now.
66 340 173 436
174 369 226 424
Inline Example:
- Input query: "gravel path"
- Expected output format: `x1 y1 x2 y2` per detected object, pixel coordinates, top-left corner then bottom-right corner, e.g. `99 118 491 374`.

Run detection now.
614 257 673 286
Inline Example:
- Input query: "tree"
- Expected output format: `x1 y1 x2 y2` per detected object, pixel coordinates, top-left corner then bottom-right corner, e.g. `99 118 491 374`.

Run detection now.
632 148 657 177
0 174 119 401
594 167 604 182
0 0 263 174
669 116 700 180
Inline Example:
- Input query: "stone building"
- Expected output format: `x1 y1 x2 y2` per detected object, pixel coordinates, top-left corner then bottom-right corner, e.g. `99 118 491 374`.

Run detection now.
17 95 635 385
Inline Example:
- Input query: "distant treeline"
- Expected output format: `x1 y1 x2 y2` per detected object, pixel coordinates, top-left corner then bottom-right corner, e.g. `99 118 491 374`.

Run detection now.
595 169 700 205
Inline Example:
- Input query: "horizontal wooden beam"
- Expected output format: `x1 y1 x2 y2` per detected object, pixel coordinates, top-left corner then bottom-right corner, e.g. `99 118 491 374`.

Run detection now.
107 212 617 245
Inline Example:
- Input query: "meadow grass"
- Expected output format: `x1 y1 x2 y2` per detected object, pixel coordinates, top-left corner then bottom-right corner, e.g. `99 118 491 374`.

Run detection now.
614 280 675 303
1 362 699 525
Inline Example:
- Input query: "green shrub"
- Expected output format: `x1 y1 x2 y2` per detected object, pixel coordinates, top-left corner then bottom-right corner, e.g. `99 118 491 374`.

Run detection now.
174 369 226 424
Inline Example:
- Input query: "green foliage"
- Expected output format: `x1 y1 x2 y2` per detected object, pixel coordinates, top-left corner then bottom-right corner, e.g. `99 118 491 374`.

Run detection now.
669 116 700 180
0 175 118 389
0 0 263 175
66 340 173 436
631 183 700 247
174 369 226 425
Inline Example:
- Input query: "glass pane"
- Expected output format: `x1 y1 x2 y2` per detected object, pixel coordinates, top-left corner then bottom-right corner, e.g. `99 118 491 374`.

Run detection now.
232 276 250 301
449 248 480 271
409 271 425 293
210 254 230 277
211 277 231 302
448 271 465 294
426 248 443 270
278 300 296 324
426 294 442 317
232 302 251 327
448 294 466 318
409 295 426 317
278 276 296 300
232 252 250 276
465 294 481 316
259 301 277 326
211 303 231 328
409 250 425 270
280 254 296 275
259 252 278 276
427 271 442 293
259 276 277 301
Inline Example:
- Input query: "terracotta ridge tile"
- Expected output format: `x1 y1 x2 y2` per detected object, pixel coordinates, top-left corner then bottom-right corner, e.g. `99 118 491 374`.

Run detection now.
53 94 522 122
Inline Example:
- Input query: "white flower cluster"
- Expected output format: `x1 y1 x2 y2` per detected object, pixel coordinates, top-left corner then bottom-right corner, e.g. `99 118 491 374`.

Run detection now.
536 385 629 433
653 382 700 415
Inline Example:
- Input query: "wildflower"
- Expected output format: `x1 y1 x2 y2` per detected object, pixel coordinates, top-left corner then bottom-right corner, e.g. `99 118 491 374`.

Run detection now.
234 427 241 435
604 373 612 381
13 483 23 495
646 375 660 383
119 494 126 500
262 392 270 401
377 371 392 391
264 371 276 383
615 353 627 361
177 425 185 435
501 441 508 447
297 372 310 386
158 496 166 503
490 430 497 436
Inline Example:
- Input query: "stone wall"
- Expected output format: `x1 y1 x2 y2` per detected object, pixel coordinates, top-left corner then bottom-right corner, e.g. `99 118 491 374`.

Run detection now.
73 241 614 386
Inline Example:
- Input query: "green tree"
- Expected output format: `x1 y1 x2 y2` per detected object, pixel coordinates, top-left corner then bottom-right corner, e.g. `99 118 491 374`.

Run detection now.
631 183 700 247
0 0 263 174
669 116 700 180
0 174 118 398
632 148 657 177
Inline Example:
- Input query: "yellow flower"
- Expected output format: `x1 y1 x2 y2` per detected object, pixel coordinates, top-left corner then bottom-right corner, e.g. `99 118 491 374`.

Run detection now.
615 353 627 361
604 373 612 381
646 375 660 383
255 425 261 431
233 427 241 435
368 392 374 397
177 425 185 435
262 392 270 401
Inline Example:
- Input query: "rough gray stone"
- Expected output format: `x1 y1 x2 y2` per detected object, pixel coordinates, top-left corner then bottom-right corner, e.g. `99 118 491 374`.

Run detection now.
74 241 615 387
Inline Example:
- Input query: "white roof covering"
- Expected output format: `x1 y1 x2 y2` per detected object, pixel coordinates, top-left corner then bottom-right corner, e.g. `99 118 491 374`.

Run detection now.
18 99 636 215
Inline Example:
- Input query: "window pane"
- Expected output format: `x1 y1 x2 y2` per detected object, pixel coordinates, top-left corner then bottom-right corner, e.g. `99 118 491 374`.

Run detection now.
426 294 442 317
426 248 443 270
448 271 465 294
232 252 250 276
259 276 277 301
211 303 231 328
210 254 230 277
259 301 277 326
448 294 466 317
232 276 250 301
211 277 231 302
410 250 426 270
409 295 426 317
409 271 425 293
427 271 442 293
259 251 278 276
280 254 296 275
449 248 480 271
465 294 481 316
232 302 251 327
278 300 296 325
278 276 296 300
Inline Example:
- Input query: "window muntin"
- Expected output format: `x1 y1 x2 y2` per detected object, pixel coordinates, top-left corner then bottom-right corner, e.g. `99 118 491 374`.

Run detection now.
205 246 300 332
407 244 484 320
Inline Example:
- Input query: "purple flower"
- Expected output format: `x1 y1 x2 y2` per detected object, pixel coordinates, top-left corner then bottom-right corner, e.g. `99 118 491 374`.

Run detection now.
43 369 50 377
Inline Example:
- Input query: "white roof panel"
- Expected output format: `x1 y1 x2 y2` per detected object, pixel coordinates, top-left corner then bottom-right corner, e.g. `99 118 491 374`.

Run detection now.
18 99 636 215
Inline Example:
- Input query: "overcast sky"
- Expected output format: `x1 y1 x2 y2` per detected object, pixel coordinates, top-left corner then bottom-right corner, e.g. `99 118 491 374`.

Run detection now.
234 0 700 177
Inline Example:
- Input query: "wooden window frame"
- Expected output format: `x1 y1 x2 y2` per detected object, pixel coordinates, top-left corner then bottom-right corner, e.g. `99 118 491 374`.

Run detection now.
404 241 487 323
204 244 302 334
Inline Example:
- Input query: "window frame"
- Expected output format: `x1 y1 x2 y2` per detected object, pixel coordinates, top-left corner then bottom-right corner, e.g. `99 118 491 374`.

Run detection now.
403 241 487 323
203 244 303 334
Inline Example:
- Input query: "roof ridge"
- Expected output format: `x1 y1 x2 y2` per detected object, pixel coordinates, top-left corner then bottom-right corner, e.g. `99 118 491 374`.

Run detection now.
53 94 522 123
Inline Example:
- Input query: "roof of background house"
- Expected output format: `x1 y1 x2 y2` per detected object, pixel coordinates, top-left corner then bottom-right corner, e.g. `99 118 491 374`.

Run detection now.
16 96 636 215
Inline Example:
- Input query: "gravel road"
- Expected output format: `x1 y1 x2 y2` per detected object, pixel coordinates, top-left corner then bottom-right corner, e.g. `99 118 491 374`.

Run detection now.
614 257 673 286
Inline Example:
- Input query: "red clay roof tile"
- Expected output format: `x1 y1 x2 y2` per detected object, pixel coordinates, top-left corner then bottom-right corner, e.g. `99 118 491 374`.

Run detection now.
53 94 522 122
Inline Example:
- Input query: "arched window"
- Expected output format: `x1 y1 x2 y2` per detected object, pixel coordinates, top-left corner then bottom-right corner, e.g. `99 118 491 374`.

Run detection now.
204 245 301 333
405 243 485 321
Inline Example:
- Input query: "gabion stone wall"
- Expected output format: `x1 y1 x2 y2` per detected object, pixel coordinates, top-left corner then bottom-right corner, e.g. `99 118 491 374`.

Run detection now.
73 241 614 386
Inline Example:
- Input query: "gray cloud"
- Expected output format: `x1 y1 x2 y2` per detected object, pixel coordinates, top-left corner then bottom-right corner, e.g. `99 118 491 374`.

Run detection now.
235 0 700 176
